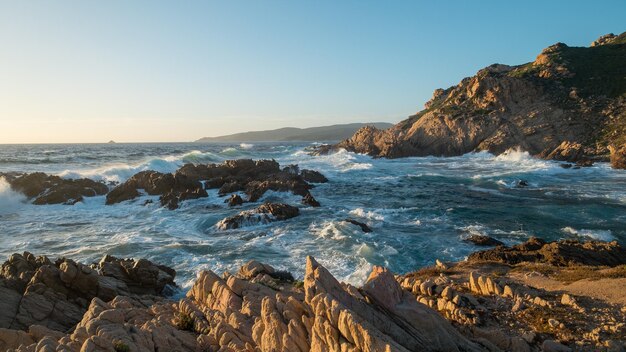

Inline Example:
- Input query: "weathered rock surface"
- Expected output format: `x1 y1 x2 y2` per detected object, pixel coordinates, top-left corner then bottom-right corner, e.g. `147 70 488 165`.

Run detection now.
467 237 626 266
216 202 300 230
2 237 626 351
609 143 626 169
330 32 626 168
0 252 175 332
464 234 504 247
106 159 326 209
2 255 482 352
2 172 108 205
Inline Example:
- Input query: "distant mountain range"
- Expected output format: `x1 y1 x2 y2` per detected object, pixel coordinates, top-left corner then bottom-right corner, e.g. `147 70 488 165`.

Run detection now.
195 122 394 142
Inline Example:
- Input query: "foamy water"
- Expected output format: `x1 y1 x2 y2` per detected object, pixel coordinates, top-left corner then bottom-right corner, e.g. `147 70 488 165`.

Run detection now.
0 142 625 289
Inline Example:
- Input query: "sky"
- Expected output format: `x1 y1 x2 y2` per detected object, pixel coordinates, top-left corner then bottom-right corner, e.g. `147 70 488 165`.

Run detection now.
0 1 624 143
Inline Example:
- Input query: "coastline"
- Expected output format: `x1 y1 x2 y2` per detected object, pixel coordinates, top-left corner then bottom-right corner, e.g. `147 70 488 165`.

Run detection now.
1 237 625 351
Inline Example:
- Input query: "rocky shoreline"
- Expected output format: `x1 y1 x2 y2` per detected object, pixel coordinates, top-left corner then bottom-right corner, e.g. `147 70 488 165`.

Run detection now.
1 237 624 351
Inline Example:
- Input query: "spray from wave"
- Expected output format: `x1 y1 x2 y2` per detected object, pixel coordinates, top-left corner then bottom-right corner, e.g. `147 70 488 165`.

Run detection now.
0 177 26 215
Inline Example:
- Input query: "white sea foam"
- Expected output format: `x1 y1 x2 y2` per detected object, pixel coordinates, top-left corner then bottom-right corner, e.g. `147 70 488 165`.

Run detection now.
240 143 254 150
349 208 385 221
0 178 26 215
58 150 221 182
562 227 614 241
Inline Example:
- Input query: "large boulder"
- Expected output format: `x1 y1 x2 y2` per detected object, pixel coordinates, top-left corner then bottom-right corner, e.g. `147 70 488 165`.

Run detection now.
216 203 300 230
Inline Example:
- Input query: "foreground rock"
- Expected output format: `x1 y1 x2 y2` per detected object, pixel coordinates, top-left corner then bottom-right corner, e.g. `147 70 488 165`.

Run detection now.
1 237 625 351
2 172 108 205
216 202 300 230
106 159 326 209
0 252 175 332
1 255 479 352
401 238 626 351
330 32 626 168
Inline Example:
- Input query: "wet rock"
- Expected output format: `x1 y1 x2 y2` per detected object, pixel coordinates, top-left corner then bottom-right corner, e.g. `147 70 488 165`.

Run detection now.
516 180 529 187
468 237 626 266
344 218 372 233
225 194 243 207
464 234 504 246
105 159 325 210
7 172 108 205
575 158 594 167
300 169 328 183
216 203 300 230
560 163 573 169
301 192 320 207
609 144 626 169
542 339 572 352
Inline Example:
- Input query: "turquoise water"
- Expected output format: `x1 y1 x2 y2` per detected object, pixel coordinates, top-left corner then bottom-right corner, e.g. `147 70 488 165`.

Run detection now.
0 142 625 288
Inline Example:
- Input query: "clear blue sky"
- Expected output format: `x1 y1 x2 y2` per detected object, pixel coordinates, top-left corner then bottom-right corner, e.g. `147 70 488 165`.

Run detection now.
0 0 624 143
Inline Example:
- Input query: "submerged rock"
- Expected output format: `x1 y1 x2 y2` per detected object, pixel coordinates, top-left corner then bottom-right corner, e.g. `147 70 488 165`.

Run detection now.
464 234 504 247
344 218 372 232
216 202 300 230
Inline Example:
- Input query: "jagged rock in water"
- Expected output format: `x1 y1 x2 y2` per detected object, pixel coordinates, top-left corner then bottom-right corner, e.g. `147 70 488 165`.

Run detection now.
301 192 320 207
225 194 244 207
4 172 108 205
216 202 300 230
343 218 372 232
300 169 328 183
464 234 504 246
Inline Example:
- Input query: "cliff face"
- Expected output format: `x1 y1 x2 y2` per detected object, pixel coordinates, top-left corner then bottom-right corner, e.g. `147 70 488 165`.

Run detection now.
337 32 626 164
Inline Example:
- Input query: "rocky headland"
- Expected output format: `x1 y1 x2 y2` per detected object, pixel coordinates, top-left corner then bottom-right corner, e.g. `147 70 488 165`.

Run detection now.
1 237 625 352
327 32 626 169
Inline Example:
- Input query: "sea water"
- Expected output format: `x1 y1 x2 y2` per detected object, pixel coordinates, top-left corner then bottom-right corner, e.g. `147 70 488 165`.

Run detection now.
0 142 625 289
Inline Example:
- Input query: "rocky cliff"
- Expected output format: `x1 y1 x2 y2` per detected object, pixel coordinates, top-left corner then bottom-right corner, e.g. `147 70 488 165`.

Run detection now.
1 238 625 351
335 32 626 167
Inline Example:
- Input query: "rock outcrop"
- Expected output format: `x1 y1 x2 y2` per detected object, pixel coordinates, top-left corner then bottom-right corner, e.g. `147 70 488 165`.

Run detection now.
0 255 481 352
467 237 626 266
331 32 626 167
2 172 108 205
0 252 175 332
216 202 300 230
106 159 326 209
1 237 625 351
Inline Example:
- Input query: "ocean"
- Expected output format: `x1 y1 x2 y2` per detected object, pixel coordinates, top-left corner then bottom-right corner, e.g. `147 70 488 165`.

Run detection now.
0 142 625 290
